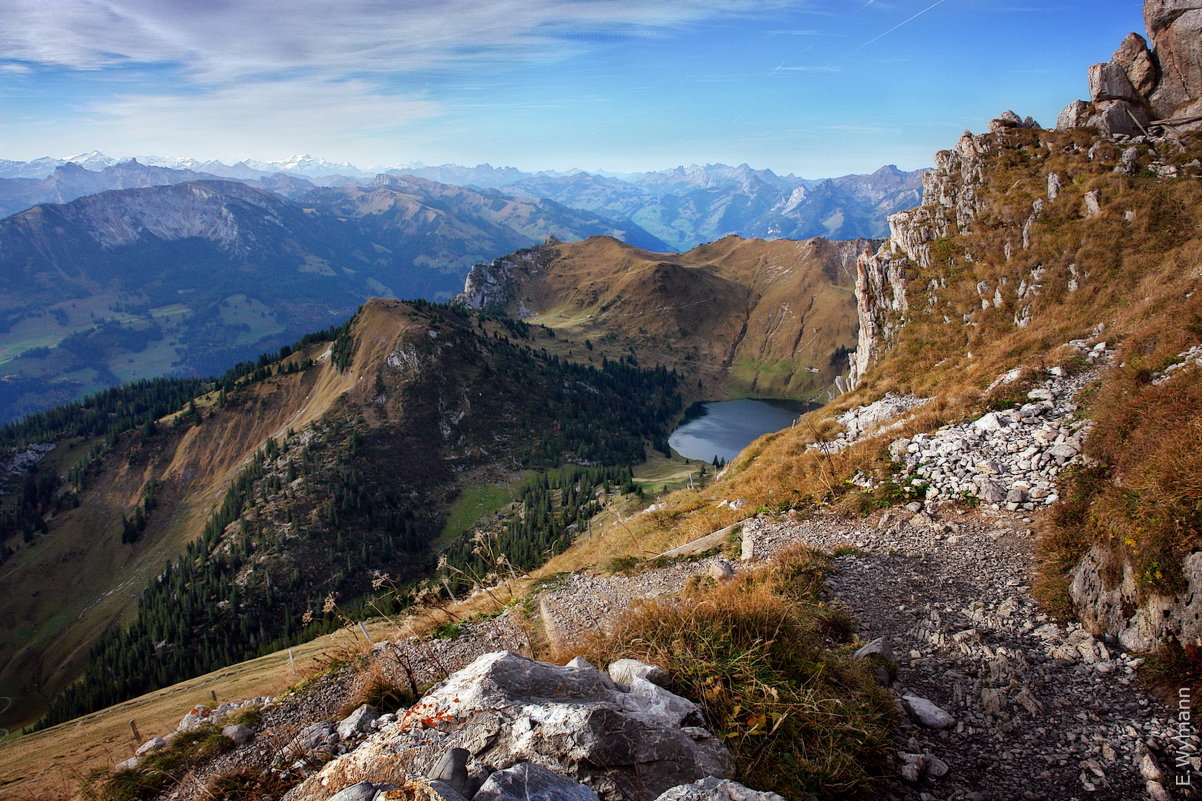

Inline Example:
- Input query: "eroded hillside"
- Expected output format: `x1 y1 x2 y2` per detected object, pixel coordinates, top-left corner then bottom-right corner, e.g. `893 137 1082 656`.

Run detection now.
1 299 682 729
457 234 867 400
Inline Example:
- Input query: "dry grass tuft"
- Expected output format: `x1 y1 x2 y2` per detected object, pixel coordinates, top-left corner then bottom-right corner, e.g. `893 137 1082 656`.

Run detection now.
77 723 234 801
1044 365 1202 597
562 546 893 800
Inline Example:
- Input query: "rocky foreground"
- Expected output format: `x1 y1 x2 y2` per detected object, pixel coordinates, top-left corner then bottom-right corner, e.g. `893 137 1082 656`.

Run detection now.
105 346 1202 801
121 500 1193 801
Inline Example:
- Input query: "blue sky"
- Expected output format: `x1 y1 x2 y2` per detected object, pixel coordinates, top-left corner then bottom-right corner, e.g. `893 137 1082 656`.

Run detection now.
0 0 1143 176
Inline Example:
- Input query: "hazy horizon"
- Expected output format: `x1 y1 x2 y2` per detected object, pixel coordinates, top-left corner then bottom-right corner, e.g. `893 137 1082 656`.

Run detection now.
1 1 1141 176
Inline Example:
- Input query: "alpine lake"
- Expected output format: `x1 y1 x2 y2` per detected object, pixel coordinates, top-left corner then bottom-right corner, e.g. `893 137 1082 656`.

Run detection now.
667 398 819 464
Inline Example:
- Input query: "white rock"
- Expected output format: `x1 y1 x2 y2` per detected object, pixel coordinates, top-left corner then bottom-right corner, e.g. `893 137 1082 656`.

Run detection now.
135 737 168 756
901 695 955 729
608 658 670 688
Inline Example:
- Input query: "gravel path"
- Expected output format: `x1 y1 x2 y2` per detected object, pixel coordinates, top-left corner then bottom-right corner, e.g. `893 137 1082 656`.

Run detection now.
742 508 1192 801
536 506 1192 801
157 505 1192 801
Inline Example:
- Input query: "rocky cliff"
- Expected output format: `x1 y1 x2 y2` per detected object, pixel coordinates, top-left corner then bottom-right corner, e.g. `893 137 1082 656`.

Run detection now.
1058 1 1202 136
844 129 993 390
842 6 1202 665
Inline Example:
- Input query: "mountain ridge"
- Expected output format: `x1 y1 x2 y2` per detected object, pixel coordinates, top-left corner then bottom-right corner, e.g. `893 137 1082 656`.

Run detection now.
0 179 668 423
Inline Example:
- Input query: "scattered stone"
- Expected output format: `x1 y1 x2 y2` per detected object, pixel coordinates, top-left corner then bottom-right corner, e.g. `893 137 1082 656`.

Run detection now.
981 688 1007 717
1146 779 1172 801
853 637 895 666
707 561 735 582
1139 752 1165 782
901 695 955 729
135 737 168 756
222 724 254 746
652 777 787 801
924 754 950 778
899 752 927 782
287 721 339 761
608 659 670 688
337 705 379 741
178 705 213 733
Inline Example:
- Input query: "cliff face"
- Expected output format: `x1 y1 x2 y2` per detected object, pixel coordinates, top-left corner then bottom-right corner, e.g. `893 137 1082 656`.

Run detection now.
1144 0 1202 123
842 4 1202 655
1057 2 1202 136
845 131 993 389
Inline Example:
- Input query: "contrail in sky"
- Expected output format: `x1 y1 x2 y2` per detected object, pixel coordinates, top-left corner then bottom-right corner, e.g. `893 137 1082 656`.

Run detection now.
851 0 875 17
846 0 947 58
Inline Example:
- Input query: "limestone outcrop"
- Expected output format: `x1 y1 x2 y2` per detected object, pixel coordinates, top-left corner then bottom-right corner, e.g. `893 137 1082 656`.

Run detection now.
1058 4 1202 135
454 245 556 314
845 131 994 389
1071 547 1202 653
284 651 734 801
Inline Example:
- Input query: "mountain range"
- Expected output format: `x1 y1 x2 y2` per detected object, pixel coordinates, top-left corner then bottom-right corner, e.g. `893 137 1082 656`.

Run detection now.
0 175 666 423
0 156 921 423
0 154 925 249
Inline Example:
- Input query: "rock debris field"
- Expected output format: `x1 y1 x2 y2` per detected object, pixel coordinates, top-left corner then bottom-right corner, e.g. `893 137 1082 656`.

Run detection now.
743 510 1193 801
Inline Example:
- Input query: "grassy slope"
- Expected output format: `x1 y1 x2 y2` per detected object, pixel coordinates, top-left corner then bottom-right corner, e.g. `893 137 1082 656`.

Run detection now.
0 314 387 729
0 618 397 798
488 235 862 401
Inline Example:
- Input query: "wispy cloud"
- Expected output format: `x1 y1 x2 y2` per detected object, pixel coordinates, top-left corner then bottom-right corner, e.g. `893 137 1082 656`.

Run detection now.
77 79 439 162
843 0 950 59
773 64 842 73
0 0 814 84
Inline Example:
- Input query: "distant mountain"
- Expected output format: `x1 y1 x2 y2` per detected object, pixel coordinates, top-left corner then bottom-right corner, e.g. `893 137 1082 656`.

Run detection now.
493 163 925 250
1 155 926 250
457 234 868 400
0 179 668 422
0 160 230 218
394 161 925 249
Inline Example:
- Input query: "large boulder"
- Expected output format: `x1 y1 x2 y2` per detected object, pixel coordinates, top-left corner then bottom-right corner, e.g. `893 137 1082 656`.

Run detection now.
1057 99 1091 130
1114 32 1157 96
1089 99 1152 137
1089 61 1140 104
1144 0 1202 121
285 651 733 801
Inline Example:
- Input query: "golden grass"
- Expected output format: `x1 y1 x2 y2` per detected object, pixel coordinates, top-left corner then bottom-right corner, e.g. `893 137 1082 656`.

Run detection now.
561 545 893 800
0 624 347 798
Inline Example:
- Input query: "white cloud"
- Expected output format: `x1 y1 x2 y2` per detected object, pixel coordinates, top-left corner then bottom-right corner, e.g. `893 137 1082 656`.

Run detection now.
78 79 440 163
0 0 810 83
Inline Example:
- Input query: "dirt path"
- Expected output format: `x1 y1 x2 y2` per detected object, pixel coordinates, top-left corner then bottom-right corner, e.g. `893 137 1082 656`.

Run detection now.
541 507 1191 801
